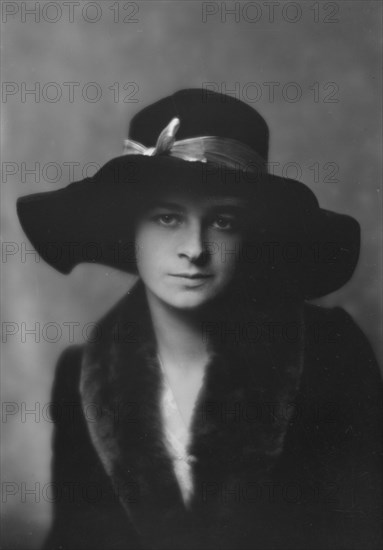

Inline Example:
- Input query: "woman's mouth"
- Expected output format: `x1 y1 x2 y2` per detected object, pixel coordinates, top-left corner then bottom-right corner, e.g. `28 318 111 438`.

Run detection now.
169 273 213 279
168 273 213 288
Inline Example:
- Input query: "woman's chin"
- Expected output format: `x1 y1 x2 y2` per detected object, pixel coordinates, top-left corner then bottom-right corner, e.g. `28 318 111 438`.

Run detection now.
161 288 221 311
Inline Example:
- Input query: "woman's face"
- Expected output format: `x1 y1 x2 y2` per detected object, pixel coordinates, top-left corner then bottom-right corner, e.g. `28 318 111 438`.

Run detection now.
135 190 247 310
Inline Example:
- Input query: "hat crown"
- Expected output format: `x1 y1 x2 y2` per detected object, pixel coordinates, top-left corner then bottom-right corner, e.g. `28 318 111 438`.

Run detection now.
129 89 269 163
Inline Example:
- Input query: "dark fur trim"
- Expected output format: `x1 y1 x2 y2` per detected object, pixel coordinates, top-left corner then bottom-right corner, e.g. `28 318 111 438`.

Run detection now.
80 281 305 549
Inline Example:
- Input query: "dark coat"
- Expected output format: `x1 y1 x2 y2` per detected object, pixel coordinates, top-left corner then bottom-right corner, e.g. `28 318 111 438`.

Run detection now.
43 281 382 550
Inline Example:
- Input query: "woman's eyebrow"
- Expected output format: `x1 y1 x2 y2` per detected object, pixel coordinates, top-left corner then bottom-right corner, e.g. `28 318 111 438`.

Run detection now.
206 197 247 208
207 204 247 214
144 199 247 214
146 201 186 211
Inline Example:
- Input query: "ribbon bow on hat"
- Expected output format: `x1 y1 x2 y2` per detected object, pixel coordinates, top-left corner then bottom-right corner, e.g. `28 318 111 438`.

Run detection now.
123 117 266 173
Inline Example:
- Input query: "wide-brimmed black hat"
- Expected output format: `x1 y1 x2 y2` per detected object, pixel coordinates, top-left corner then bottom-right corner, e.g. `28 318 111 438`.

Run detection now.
16 89 360 300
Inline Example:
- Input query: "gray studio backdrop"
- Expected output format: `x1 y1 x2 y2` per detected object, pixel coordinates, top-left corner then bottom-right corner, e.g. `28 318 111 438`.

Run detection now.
1 1 382 548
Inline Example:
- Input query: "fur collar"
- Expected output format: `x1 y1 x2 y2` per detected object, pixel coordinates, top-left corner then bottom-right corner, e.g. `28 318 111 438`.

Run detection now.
80 280 305 549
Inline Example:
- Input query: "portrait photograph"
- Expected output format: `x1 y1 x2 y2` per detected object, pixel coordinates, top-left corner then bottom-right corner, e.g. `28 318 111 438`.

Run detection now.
1 1 382 549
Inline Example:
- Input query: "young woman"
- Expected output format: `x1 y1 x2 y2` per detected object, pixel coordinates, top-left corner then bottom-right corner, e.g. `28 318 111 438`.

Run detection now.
17 89 382 550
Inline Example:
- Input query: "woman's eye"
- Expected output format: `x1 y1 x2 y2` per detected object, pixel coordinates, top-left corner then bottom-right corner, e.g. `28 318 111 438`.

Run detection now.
154 214 181 227
211 216 237 231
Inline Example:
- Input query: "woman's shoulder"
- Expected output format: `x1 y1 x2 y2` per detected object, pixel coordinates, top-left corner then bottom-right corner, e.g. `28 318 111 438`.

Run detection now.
304 302 377 353
55 344 84 374
304 300 359 328
302 302 382 393
51 283 145 381
51 344 85 404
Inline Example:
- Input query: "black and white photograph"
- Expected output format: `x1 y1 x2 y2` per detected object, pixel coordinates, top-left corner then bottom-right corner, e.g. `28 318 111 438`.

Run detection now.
1 1 382 549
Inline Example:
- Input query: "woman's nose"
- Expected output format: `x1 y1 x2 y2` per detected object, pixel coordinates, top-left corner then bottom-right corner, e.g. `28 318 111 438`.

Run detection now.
177 223 208 262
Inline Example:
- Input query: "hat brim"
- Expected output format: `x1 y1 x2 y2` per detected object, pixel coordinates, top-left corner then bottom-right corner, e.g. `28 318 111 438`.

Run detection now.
16 155 360 300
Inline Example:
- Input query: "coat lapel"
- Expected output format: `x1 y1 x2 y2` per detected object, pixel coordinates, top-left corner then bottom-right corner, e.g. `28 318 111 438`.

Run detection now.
80 280 305 549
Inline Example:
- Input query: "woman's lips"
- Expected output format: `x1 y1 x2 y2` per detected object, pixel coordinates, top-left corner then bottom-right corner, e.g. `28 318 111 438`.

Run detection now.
168 273 213 287
169 273 213 279
169 273 213 288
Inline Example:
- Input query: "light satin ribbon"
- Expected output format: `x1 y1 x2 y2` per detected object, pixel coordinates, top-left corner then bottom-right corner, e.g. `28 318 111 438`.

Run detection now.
123 117 266 173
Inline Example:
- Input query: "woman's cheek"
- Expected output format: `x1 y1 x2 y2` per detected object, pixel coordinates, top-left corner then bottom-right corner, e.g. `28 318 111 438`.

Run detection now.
136 225 156 254
213 234 242 274
139 233 170 280
135 230 154 276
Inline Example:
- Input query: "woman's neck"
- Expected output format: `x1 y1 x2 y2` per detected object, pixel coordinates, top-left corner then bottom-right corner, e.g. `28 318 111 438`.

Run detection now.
145 289 211 373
